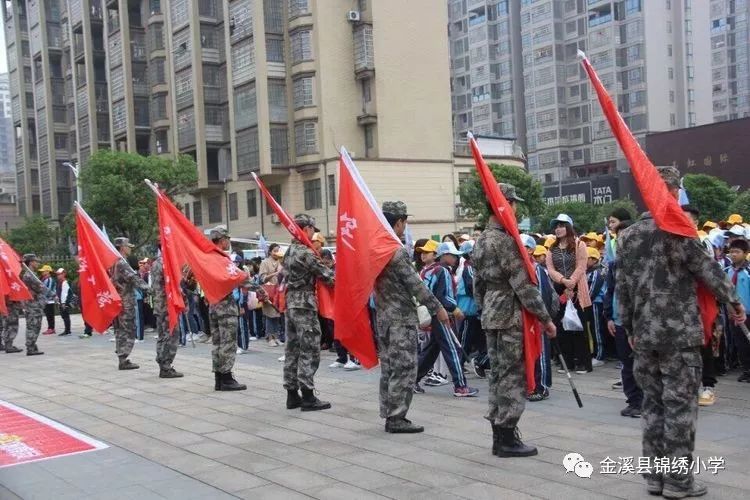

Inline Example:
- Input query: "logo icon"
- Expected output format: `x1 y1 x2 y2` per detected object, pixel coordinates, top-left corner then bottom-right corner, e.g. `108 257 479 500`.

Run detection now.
563 452 593 478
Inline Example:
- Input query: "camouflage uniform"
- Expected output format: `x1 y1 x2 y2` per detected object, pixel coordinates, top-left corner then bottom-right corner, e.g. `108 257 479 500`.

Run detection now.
617 211 740 492
150 256 178 370
111 257 149 362
375 244 441 419
1 301 23 350
210 293 240 373
473 216 551 429
283 237 335 391
22 269 53 351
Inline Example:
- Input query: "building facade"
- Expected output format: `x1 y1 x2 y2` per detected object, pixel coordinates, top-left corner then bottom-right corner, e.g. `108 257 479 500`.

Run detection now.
0 73 17 192
449 0 714 183
710 0 750 122
4 0 522 238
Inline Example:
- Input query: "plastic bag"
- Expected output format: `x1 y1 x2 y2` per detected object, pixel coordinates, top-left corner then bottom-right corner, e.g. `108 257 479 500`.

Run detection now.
562 300 583 331
417 305 432 329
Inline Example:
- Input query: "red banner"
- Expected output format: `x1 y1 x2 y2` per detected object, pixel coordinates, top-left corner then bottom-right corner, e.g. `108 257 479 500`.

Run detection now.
334 150 402 368
468 135 541 394
75 207 123 333
0 237 33 308
0 400 107 468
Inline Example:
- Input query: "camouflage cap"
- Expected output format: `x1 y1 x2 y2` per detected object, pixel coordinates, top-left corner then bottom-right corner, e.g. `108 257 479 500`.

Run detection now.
293 214 320 232
382 201 410 217
209 226 230 241
113 237 135 248
657 166 681 188
23 253 40 262
498 183 525 202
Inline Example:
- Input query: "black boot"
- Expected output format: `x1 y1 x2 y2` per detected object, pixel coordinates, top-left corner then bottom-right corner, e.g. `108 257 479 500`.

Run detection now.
491 424 501 456
286 389 302 409
217 372 247 391
496 427 537 457
5 345 22 353
118 358 139 370
26 345 44 356
385 417 424 433
159 367 184 378
214 372 221 390
300 388 331 411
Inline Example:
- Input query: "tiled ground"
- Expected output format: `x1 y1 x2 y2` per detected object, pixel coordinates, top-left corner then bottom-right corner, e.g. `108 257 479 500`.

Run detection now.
1 314 749 499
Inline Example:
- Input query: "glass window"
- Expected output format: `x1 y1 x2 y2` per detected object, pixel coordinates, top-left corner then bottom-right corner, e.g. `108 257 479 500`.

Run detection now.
208 195 222 223
289 0 310 18
264 0 284 33
270 126 289 165
268 79 287 122
193 201 203 225
234 82 257 130
328 174 336 205
293 75 314 109
295 121 317 156
246 189 257 217
228 192 238 220
231 37 255 84
266 185 281 214
291 29 313 64
303 178 322 210
236 127 259 174
266 35 284 62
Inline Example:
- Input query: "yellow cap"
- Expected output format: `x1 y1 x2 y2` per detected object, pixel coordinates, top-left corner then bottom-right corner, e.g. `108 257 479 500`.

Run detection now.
702 221 717 230
311 232 326 244
543 236 556 248
39 265 53 273
586 247 601 260
697 230 708 239
533 245 547 257
728 214 743 224
416 240 440 253
581 232 598 241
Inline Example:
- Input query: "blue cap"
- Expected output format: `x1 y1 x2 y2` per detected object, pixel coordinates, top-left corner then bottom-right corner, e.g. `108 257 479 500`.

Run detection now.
459 240 475 254
521 234 536 250
437 242 464 258
551 213 574 228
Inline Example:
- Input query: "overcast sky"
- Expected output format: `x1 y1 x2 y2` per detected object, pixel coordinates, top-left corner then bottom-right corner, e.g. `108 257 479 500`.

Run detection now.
0 17 7 74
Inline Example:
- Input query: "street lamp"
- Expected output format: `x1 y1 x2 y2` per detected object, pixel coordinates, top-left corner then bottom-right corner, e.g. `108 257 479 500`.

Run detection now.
62 161 81 203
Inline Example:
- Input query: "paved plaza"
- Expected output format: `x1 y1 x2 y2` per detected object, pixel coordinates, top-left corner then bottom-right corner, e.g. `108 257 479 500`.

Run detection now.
1 314 750 499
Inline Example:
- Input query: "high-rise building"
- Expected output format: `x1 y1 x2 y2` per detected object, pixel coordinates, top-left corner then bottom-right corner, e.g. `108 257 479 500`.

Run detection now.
4 1 519 237
710 0 750 122
0 73 18 188
449 0 713 182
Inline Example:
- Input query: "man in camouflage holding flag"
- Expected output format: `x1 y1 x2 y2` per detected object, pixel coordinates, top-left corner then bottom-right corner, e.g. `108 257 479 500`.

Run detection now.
150 242 182 379
111 238 150 370
283 214 335 411
20 254 54 356
376 201 449 433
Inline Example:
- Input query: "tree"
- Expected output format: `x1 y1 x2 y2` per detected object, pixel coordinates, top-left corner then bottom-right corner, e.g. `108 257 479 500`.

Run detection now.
79 151 198 248
596 198 639 226
457 163 544 224
535 201 602 234
1 216 62 256
682 174 736 223
727 190 750 222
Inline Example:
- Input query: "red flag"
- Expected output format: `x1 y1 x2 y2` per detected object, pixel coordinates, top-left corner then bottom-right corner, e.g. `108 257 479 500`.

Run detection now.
468 134 541 394
0 261 9 315
251 172 335 320
580 52 717 343
0 237 33 304
334 149 402 368
151 187 247 330
75 206 123 332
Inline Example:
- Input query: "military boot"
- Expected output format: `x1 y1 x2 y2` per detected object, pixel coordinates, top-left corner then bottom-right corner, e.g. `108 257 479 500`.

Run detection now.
300 388 331 411
214 372 221 390
491 423 502 456
496 427 537 457
217 372 247 391
286 389 302 409
118 358 140 370
26 345 44 356
385 417 424 434
5 345 22 353
159 368 184 378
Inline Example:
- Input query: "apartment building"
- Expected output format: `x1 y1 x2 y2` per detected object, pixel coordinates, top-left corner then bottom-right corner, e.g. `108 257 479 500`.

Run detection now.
710 0 750 122
449 0 713 182
0 73 17 187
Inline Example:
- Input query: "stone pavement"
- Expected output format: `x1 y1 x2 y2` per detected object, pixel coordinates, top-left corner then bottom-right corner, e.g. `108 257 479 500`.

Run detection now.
1 314 749 499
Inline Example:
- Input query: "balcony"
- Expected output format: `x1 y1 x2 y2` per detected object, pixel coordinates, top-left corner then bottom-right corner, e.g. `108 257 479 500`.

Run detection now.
131 42 147 62
357 113 377 126
353 24 375 78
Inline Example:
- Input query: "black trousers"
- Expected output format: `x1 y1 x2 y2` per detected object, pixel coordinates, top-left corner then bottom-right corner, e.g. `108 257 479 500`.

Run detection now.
701 344 717 388
44 304 55 330
732 322 750 372
615 326 643 408
557 304 592 372
60 305 71 334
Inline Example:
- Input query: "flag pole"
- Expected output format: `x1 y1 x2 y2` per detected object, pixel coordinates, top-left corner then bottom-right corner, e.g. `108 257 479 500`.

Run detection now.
75 201 129 267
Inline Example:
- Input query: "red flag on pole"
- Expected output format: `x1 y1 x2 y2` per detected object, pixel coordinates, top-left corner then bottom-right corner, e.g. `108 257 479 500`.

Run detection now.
147 184 247 331
334 149 402 368
75 206 123 333
251 173 335 320
0 237 34 307
467 134 541 394
580 51 717 344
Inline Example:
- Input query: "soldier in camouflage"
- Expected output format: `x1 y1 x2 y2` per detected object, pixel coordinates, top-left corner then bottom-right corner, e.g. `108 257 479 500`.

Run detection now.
283 214 335 411
376 201 449 433
472 183 557 458
20 254 55 356
1 301 24 353
209 226 247 391
150 248 183 379
617 166 746 499
111 238 150 370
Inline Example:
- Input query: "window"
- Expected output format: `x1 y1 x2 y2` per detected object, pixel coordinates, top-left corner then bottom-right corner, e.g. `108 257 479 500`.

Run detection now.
303 178 322 210
293 75 314 108
193 201 202 225
291 29 312 64
234 83 257 130
362 79 371 103
228 192 238 221
668 67 674 79
264 0 284 33
270 126 289 165
364 125 374 154
54 133 67 150
666 21 672 33
669 91 675 103
236 127 259 173
184 202 190 221
246 189 257 217
231 38 255 84
687 66 694 79
289 0 310 18
268 79 287 122
295 121 317 156
266 36 284 62
328 174 336 205
208 195 222 223
667 44 672 57
266 185 281 214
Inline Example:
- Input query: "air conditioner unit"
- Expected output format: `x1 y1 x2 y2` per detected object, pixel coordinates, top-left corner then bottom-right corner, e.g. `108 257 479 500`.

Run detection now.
347 10 361 22
271 214 281 224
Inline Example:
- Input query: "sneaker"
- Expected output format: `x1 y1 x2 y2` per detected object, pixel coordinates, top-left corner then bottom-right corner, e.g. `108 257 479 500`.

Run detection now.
592 358 605 367
236 347 248 355
43 329 55 336
737 372 750 383
412 383 425 394
423 374 443 387
270 339 280 347
472 358 486 378
344 360 361 371
109 337 116 342
79 333 92 339
575 366 589 374
277 339 285 345
453 386 479 398
277 354 285 362
620 405 642 418
698 387 715 406
249 336 258 341
557 368 567 374
661 480 707 499
329 361 345 368
135 339 145 343
526 388 549 402
58 331 71 336
612 380 623 390
435 373 450 386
